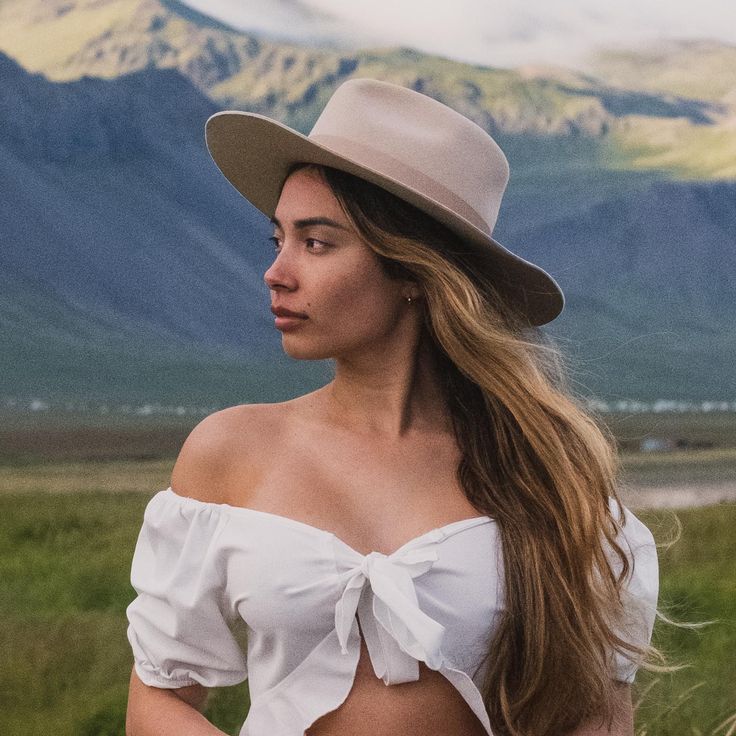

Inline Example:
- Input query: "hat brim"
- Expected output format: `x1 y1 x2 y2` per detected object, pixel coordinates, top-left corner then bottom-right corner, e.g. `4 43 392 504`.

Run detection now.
205 111 564 327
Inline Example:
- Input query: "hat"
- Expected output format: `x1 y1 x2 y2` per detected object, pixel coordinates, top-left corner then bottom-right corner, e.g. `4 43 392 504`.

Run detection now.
205 78 564 326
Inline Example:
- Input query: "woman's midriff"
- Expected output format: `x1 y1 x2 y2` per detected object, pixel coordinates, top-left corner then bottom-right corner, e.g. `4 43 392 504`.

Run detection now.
304 630 488 736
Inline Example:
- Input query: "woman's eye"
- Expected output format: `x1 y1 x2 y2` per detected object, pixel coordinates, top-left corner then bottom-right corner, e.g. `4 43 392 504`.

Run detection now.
266 236 329 253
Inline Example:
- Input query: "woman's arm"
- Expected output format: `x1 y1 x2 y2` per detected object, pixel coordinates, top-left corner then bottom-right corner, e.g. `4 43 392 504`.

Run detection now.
566 682 634 736
126 667 227 736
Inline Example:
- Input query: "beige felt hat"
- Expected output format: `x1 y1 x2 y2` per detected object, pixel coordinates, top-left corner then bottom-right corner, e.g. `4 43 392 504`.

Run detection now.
205 77 564 326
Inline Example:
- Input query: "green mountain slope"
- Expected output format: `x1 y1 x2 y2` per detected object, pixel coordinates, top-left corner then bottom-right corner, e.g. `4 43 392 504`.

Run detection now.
589 39 736 102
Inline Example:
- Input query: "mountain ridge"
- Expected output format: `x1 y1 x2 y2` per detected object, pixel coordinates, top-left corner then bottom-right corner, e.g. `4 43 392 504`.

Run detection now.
0 9 734 404
1 0 734 179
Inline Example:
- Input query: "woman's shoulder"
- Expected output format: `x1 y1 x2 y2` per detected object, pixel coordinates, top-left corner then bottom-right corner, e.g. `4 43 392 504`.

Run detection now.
169 402 289 506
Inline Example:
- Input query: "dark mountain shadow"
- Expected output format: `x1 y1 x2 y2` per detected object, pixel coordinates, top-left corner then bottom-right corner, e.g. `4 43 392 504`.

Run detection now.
558 83 721 124
1 51 219 161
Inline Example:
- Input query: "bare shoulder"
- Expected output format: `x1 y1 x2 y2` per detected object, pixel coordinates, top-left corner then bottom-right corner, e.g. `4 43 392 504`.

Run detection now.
169 402 286 505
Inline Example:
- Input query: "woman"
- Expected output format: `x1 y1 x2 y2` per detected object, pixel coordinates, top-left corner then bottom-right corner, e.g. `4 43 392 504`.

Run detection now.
125 78 660 736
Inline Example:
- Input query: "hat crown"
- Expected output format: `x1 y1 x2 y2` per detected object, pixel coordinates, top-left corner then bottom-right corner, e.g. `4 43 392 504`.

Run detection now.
307 78 509 235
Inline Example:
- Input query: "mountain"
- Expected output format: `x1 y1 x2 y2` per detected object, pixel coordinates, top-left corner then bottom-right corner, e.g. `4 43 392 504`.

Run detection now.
588 39 736 103
1 0 734 179
0 52 332 405
0 3 734 407
504 179 736 400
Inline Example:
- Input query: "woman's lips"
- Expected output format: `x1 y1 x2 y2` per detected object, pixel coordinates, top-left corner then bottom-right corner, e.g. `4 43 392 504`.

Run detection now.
270 305 308 330
274 315 308 330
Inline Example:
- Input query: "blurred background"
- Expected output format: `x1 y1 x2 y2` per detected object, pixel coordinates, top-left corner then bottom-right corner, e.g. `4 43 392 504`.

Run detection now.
0 1 734 734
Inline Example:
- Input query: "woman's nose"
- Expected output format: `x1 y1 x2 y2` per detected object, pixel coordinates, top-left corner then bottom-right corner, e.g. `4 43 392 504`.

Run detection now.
264 243 297 291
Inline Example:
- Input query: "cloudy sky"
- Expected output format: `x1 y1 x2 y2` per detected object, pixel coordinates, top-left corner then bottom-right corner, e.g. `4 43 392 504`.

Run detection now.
181 0 736 69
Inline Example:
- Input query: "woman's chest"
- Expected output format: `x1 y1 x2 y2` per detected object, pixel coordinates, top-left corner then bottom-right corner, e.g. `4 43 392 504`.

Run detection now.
218 512 504 652
222 430 482 559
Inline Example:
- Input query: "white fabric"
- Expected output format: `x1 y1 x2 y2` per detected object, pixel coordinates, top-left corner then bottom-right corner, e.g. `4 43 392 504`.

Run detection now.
126 488 658 735
605 498 660 683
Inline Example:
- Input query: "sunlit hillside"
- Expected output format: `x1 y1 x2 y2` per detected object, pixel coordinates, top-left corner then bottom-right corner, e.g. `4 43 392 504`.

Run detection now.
1 0 735 180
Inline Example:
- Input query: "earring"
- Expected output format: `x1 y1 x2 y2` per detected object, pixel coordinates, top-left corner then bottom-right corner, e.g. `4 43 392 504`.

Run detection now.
406 295 413 304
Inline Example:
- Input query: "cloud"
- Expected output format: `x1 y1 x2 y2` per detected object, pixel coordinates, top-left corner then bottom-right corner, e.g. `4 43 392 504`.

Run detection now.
179 0 736 69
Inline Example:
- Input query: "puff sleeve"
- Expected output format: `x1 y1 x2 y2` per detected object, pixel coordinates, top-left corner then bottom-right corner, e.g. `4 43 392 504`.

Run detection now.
126 489 248 688
604 498 659 683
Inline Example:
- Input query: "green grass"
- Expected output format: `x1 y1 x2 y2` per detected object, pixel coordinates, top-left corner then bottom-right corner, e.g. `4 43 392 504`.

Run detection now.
0 488 733 735
633 505 736 734
0 490 248 736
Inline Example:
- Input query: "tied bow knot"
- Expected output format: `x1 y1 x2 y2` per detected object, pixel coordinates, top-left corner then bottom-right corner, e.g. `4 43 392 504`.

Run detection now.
334 543 445 682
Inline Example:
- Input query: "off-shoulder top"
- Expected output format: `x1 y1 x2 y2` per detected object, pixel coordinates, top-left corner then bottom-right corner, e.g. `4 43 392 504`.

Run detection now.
126 487 659 736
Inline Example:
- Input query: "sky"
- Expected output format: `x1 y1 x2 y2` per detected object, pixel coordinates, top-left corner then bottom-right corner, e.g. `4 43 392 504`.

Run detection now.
180 0 736 69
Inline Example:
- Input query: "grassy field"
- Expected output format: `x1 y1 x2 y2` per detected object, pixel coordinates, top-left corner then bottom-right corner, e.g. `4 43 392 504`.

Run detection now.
631 505 736 735
0 489 733 734
0 413 733 734
0 489 248 736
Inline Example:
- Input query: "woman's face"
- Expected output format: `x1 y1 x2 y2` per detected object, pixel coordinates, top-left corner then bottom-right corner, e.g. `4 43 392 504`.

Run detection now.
264 167 415 361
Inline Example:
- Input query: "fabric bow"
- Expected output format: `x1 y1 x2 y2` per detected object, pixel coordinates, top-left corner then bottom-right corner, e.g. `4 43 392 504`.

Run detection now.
334 544 445 683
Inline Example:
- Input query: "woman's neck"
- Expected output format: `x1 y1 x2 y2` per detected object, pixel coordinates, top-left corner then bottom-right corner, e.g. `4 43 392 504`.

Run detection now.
320 332 452 439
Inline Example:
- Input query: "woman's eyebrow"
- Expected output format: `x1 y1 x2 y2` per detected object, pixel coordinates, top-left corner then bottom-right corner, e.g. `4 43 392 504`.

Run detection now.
270 216 349 232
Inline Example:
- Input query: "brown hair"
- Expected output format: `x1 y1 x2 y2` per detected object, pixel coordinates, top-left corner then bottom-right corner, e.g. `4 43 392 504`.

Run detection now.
283 162 666 735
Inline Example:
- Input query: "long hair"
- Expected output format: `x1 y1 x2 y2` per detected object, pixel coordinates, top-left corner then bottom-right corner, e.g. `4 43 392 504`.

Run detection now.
283 162 665 735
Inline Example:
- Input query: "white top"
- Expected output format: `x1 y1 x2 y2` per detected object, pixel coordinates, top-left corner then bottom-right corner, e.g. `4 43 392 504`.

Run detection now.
126 487 658 736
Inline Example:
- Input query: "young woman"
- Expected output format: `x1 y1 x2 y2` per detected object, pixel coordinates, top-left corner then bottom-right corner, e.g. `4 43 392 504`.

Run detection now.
125 78 660 736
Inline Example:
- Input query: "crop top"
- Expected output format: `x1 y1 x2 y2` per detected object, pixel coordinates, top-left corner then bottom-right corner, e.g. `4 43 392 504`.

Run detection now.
126 487 658 736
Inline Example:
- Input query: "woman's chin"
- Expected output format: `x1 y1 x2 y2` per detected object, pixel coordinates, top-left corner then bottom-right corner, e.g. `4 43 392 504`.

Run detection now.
280 340 334 361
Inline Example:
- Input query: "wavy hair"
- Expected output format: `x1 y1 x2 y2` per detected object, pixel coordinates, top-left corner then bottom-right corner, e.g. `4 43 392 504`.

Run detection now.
283 162 667 735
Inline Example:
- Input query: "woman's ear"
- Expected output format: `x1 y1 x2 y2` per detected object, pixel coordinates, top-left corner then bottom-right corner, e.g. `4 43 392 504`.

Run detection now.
402 278 422 302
